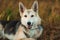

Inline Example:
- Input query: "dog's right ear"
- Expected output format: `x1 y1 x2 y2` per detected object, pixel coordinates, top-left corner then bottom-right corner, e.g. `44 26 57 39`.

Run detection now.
31 1 38 12
19 2 26 16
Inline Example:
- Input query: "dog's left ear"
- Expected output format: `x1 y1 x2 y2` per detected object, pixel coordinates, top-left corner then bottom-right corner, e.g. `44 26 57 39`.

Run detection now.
19 2 26 14
31 1 38 12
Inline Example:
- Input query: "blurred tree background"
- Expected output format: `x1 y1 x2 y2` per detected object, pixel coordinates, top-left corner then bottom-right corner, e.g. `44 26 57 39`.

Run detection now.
0 0 60 40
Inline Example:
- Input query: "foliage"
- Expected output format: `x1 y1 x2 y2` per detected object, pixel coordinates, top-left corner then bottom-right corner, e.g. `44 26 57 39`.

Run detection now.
5 8 12 21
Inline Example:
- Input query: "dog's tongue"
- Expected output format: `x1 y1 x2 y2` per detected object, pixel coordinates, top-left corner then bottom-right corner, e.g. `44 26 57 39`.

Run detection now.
28 25 32 29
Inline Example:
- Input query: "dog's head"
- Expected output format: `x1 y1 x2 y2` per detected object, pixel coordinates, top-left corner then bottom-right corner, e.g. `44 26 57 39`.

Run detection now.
19 1 41 29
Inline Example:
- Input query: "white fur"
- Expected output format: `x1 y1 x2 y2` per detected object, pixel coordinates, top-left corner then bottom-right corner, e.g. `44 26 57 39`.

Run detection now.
4 34 14 40
21 9 41 29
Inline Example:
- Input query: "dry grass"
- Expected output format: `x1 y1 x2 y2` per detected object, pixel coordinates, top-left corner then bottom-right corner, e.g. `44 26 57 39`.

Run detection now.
0 0 60 40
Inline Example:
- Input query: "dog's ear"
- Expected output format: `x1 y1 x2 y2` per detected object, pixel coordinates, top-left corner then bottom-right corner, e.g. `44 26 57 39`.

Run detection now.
19 2 26 15
31 1 38 12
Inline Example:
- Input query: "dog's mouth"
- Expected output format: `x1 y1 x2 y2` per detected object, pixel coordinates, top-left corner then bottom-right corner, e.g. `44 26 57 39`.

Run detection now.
27 25 32 29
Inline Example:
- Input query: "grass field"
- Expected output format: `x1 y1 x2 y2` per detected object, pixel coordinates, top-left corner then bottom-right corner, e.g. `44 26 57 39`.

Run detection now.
0 0 60 40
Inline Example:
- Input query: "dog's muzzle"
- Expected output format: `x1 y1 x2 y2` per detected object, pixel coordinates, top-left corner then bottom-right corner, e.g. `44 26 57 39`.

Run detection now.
27 22 31 25
27 22 32 29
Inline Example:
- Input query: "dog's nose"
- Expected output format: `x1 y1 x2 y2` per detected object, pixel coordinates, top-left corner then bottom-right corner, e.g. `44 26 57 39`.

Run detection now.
27 22 31 25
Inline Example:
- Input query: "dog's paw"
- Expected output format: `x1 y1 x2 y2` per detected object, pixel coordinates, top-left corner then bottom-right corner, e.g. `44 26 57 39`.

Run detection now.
20 38 36 40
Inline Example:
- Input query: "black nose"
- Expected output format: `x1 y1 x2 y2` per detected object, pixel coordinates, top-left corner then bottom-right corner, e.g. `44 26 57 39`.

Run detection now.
27 22 31 25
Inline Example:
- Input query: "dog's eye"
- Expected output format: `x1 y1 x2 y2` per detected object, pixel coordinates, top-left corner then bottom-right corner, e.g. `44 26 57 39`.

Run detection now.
24 15 27 17
31 15 34 17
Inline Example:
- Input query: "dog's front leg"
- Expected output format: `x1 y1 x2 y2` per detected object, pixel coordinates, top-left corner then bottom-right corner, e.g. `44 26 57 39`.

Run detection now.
13 31 27 40
13 26 27 40
20 38 36 40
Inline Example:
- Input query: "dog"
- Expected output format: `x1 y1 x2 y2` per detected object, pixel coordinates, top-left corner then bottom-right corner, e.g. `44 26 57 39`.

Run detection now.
14 1 43 40
0 1 43 40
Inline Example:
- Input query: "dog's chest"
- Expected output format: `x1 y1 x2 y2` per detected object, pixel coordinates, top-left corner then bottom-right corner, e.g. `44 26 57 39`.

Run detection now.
27 29 39 38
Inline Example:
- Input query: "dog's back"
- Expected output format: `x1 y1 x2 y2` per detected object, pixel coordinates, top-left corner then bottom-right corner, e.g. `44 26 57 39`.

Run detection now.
0 20 21 40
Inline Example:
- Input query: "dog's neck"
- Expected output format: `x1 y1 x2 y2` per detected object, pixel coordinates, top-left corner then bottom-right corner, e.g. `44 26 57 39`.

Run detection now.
21 24 41 38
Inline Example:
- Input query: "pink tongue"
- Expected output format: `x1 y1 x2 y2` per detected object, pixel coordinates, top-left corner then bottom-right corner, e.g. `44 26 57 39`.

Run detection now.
28 26 31 29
